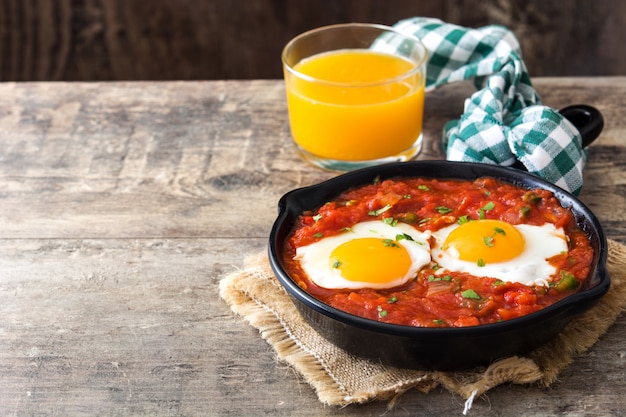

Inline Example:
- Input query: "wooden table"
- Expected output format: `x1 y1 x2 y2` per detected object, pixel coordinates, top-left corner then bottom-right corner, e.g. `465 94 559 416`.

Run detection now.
0 78 624 416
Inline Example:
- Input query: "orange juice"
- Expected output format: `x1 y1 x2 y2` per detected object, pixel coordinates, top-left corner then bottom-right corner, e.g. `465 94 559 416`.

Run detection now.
285 49 425 161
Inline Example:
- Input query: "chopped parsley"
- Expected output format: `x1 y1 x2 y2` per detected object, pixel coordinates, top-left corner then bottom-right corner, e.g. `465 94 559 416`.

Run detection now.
428 275 452 282
312 214 322 222
457 215 471 224
382 239 399 248
313 232 324 238
418 185 430 191
395 233 415 242
482 202 496 211
436 206 453 214
477 258 486 267
461 289 481 300
368 204 392 216
383 217 398 226
483 227 506 247
479 201 495 219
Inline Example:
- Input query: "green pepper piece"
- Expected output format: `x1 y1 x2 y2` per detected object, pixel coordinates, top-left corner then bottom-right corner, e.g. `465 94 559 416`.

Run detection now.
399 212 418 224
555 272 578 292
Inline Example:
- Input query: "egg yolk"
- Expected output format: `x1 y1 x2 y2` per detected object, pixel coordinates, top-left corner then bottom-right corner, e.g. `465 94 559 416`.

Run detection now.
443 219 525 263
329 238 412 284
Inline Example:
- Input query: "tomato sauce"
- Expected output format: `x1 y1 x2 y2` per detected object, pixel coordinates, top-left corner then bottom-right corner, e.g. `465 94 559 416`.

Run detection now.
282 177 594 327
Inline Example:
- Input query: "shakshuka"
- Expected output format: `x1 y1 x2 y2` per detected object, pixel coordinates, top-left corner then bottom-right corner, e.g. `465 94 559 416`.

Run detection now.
282 176 593 327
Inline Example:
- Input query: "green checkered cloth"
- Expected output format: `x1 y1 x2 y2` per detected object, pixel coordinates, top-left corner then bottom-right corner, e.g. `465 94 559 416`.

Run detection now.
393 17 587 195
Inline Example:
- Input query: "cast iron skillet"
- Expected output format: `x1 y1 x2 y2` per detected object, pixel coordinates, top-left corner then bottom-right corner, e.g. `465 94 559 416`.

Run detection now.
267 105 609 370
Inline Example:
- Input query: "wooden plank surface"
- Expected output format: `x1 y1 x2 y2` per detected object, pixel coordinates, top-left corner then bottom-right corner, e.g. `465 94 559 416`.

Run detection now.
0 78 625 416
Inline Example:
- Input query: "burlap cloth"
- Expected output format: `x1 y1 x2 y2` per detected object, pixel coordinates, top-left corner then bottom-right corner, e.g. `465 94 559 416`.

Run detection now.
219 239 626 412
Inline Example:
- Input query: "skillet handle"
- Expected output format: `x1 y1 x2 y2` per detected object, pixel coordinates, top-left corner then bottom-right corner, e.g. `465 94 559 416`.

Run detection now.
559 104 604 148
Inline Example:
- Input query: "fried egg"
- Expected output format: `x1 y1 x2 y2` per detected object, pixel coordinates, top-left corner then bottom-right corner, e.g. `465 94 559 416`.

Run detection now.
295 221 431 289
431 219 568 286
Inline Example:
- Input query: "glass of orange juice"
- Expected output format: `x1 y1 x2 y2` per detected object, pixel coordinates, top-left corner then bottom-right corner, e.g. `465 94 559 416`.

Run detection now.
282 23 427 171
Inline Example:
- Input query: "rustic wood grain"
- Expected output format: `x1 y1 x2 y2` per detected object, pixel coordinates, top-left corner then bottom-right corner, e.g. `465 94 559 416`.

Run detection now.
0 78 624 416
1 0 625 81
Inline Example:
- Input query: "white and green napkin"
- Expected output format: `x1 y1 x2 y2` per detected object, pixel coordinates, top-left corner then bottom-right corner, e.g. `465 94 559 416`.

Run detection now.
394 17 587 195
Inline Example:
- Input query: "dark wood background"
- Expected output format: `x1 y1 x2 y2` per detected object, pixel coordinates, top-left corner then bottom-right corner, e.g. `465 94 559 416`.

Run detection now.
1 0 625 81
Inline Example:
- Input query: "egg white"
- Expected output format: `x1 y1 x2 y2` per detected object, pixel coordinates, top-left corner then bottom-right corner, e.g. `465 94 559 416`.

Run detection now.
431 222 568 286
294 220 431 290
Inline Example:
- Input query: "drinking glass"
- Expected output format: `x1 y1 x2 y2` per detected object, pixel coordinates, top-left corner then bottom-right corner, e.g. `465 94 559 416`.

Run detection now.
282 23 428 171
